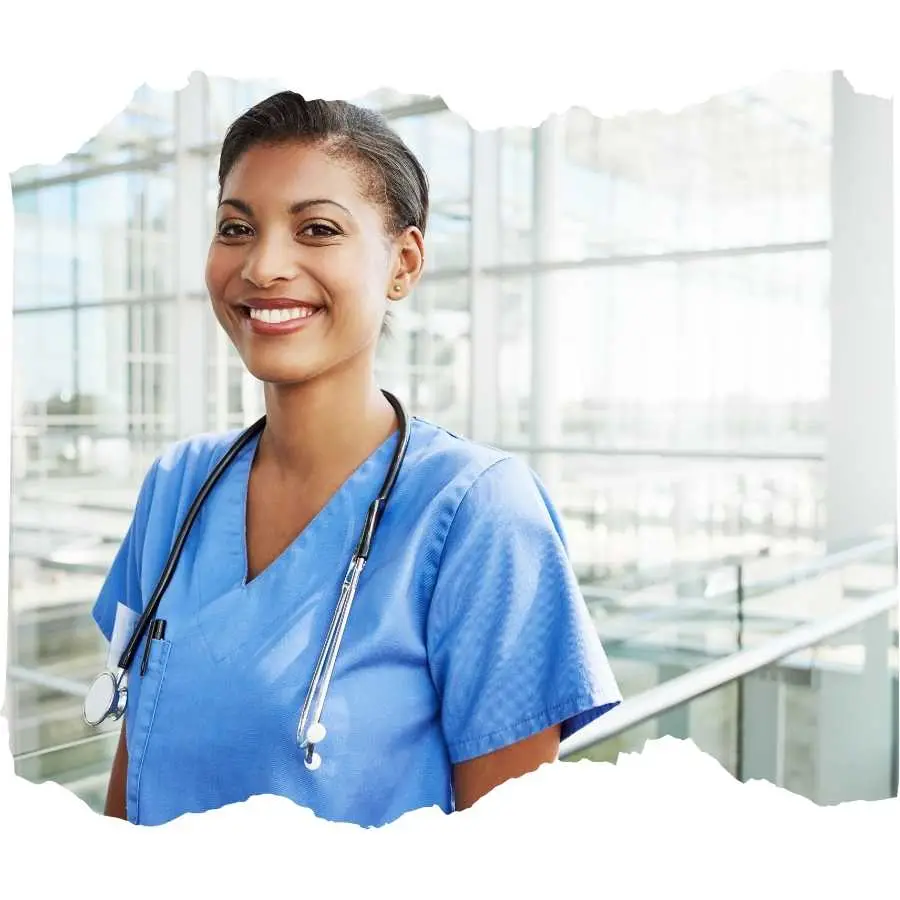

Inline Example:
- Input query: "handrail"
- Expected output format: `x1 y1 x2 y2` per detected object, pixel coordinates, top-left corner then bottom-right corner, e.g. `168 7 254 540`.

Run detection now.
699 535 895 603
580 536 894 609
583 535 895 648
506 443 826 462
560 587 897 759
7 665 91 698
581 549 772 603
13 730 118 764
582 538 897 650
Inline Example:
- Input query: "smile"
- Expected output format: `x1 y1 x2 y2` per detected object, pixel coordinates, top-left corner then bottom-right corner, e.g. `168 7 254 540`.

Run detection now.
240 303 323 335
248 307 318 324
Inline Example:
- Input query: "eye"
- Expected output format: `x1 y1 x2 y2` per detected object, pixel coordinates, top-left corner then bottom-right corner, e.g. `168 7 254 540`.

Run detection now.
301 222 342 239
217 220 252 239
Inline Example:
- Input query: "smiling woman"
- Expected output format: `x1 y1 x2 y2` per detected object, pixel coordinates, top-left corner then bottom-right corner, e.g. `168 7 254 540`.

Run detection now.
85 91 622 829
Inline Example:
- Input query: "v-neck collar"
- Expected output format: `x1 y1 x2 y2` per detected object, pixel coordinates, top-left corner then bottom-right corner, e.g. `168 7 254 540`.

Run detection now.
190 417 420 664
233 424 407 592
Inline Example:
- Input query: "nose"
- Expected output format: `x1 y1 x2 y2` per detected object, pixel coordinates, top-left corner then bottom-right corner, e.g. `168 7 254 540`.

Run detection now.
241 231 300 288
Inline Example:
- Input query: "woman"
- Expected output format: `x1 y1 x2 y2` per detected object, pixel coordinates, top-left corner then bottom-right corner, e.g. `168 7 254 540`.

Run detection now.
91 91 622 828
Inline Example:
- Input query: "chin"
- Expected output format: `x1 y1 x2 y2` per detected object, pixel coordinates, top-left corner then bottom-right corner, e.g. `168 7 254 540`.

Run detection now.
235 335 374 388
241 350 326 387
249 365 323 387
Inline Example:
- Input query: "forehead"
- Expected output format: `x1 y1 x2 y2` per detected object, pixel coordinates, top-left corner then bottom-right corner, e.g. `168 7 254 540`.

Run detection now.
222 142 373 214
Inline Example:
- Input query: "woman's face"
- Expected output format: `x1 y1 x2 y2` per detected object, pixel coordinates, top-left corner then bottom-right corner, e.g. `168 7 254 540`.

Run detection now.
206 141 423 386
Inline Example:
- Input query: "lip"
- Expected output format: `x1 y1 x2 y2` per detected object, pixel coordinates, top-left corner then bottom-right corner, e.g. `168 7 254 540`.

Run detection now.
237 298 324 336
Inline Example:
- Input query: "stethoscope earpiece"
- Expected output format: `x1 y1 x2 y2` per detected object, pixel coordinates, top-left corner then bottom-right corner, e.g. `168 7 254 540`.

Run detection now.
299 720 327 771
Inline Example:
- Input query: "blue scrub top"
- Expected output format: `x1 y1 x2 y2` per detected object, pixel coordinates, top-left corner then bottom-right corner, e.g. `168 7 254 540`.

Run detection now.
92 417 622 827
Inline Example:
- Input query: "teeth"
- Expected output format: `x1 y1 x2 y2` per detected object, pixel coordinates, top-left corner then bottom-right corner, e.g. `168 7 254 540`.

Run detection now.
248 307 317 324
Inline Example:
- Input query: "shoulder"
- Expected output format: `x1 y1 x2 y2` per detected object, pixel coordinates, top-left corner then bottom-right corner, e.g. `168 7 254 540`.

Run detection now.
404 418 560 535
138 428 247 516
405 417 518 498
156 428 244 479
406 417 510 479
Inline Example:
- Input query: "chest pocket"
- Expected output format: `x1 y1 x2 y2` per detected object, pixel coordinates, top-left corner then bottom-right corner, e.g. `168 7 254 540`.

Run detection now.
126 636 172 824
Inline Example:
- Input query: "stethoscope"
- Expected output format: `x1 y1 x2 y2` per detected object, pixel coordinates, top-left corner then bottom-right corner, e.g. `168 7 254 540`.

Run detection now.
82 390 411 772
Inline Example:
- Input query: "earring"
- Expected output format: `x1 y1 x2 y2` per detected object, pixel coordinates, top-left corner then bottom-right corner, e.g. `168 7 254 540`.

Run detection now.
393 283 402 294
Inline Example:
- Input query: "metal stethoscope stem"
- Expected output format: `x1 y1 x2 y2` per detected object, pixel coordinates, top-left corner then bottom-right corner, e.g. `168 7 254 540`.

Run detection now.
295 555 367 770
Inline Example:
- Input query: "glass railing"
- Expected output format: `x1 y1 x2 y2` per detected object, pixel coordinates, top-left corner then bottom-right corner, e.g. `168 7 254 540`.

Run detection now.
8 663 117 814
563 557 899 804
584 530 895 661
13 730 120 812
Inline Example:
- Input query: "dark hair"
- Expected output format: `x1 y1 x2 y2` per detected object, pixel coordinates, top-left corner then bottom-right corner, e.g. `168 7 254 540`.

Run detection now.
218 91 429 238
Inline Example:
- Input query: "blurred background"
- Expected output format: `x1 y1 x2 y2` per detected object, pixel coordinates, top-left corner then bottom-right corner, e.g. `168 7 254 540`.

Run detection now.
5 70 897 811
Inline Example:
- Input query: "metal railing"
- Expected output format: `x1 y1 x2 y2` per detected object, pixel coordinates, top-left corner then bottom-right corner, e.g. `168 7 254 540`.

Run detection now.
13 730 118 765
560 586 897 770
7 665 91 699
586 532 895 644
701 534 895 603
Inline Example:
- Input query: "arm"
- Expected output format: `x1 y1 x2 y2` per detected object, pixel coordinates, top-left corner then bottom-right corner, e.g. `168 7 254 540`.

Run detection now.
104 723 128 819
452 725 560 811
427 457 622 812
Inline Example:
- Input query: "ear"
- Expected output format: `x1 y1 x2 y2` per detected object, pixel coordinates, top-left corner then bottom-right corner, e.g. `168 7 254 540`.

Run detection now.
387 227 425 300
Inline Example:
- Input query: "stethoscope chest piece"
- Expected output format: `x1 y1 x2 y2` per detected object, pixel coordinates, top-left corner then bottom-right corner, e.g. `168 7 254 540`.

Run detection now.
83 670 126 727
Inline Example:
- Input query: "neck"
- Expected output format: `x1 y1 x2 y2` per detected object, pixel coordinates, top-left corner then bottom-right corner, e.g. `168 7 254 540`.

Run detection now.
259 363 396 481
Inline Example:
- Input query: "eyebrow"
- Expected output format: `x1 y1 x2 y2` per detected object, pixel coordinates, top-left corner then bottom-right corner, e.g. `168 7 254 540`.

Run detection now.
218 197 353 218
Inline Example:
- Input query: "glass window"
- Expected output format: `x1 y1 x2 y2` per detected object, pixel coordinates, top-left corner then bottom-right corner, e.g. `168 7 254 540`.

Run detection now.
498 128 534 265
556 72 831 262
128 167 176 297
13 189 41 309
38 185 76 307
75 306 132 427
206 76 289 143
12 186 77 310
73 88 175 170
377 276 470 433
204 311 247 430
392 111 471 272
496 275 532 445
76 174 132 301
355 88 434 111
13 310 77 412
74 168 175 302
130 84 177 143
502 250 829 454
127 301 177 436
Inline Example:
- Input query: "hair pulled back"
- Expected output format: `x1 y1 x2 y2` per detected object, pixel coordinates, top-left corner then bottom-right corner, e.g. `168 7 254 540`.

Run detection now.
218 91 430 238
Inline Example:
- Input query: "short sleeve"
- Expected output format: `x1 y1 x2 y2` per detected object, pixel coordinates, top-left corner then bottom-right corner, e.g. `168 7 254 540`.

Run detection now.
426 456 622 764
91 458 162 643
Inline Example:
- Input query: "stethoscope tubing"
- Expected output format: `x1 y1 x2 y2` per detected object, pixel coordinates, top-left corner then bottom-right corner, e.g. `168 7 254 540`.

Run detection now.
115 415 267 672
